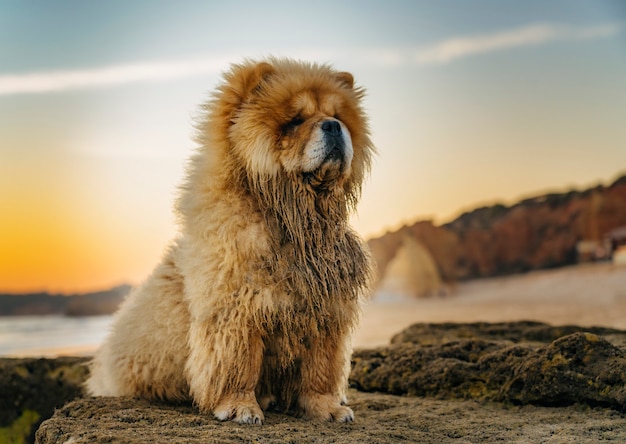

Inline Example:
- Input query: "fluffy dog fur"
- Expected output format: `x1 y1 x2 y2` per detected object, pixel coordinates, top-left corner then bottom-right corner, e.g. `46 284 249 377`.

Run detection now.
86 58 375 424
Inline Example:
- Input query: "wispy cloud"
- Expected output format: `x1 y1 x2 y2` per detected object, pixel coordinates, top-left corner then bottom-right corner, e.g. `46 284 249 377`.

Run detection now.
414 22 623 65
0 56 231 96
0 22 622 96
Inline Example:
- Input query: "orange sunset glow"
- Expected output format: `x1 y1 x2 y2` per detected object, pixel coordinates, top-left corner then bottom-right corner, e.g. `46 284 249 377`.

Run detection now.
1 1 625 293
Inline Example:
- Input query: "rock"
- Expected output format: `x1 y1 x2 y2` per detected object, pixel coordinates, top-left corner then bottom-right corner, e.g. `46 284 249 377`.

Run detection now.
368 174 626 283
35 390 626 443
4 322 625 443
350 321 626 411
377 235 443 298
504 332 626 408
0 357 89 444
389 320 626 346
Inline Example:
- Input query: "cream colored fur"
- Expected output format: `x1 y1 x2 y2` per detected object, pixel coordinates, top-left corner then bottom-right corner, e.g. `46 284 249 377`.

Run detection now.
86 58 375 424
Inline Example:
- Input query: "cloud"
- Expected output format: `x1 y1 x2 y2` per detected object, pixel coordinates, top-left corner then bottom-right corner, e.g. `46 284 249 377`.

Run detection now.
414 22 623 65
0 22 622 95
0 56 231 96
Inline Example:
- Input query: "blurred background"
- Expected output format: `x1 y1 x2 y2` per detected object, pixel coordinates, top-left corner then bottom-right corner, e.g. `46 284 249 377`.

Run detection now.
1 0 626 356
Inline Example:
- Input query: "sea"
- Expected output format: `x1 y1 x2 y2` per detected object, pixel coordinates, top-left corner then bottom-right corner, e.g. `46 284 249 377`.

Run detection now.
0 315 113 357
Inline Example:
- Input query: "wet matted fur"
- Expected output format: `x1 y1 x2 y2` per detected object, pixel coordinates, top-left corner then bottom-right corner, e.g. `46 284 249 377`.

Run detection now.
86 58 375 424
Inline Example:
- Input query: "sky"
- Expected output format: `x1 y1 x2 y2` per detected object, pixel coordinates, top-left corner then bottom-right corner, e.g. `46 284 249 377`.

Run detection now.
1 0 625 293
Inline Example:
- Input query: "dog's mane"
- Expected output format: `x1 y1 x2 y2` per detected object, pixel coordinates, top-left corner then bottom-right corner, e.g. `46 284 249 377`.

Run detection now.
248 169 372 314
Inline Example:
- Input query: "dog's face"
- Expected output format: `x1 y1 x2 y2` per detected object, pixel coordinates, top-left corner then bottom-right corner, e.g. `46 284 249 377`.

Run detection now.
275 93 354 183
218 60 372 194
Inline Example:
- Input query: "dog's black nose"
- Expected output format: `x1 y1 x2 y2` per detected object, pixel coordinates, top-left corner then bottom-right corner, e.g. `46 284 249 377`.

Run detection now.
321 120 341 137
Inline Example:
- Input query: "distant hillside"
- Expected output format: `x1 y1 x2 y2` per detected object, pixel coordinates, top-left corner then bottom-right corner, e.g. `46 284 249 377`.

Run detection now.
0 285 131 316
369 172 626 288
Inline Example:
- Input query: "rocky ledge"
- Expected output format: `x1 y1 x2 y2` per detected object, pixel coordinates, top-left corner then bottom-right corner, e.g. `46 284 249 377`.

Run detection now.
34 390 626 443
3 321 626 443
350 321 626 410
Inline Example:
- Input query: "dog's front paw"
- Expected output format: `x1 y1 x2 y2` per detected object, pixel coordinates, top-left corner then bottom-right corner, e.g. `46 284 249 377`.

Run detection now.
213 392 265 424
329 405 354 422
299 393 355 422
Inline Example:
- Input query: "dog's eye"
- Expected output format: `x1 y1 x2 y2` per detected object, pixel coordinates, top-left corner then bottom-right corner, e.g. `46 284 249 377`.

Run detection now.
286 116 304 128
281 116 304 136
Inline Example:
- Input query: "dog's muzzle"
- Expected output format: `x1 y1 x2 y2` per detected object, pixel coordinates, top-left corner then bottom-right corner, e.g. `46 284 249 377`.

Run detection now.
301 118 353 179
321 120 346 166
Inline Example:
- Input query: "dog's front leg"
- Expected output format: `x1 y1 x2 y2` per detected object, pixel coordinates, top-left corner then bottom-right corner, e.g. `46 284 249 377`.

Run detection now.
298 332 354 422
185 310 265 424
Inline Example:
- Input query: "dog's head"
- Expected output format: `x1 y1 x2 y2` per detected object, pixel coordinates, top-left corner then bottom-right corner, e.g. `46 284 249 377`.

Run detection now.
210 58 374 201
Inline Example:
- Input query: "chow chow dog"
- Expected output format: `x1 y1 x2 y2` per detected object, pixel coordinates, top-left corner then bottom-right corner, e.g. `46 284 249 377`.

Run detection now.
86 58 375 424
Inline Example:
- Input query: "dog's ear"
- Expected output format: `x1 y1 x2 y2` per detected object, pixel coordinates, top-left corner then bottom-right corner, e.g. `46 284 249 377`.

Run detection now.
231 61 276 103
248 62 276 95
335 71 354 89
214 61 276 133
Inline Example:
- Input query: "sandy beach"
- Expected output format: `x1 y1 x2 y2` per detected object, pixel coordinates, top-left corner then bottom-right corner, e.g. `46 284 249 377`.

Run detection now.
355 261 626 348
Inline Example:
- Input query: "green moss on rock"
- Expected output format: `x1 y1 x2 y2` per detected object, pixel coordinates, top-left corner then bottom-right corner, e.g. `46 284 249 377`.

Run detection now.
351 322 626 411
0 410 41 444
0 357 89 444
